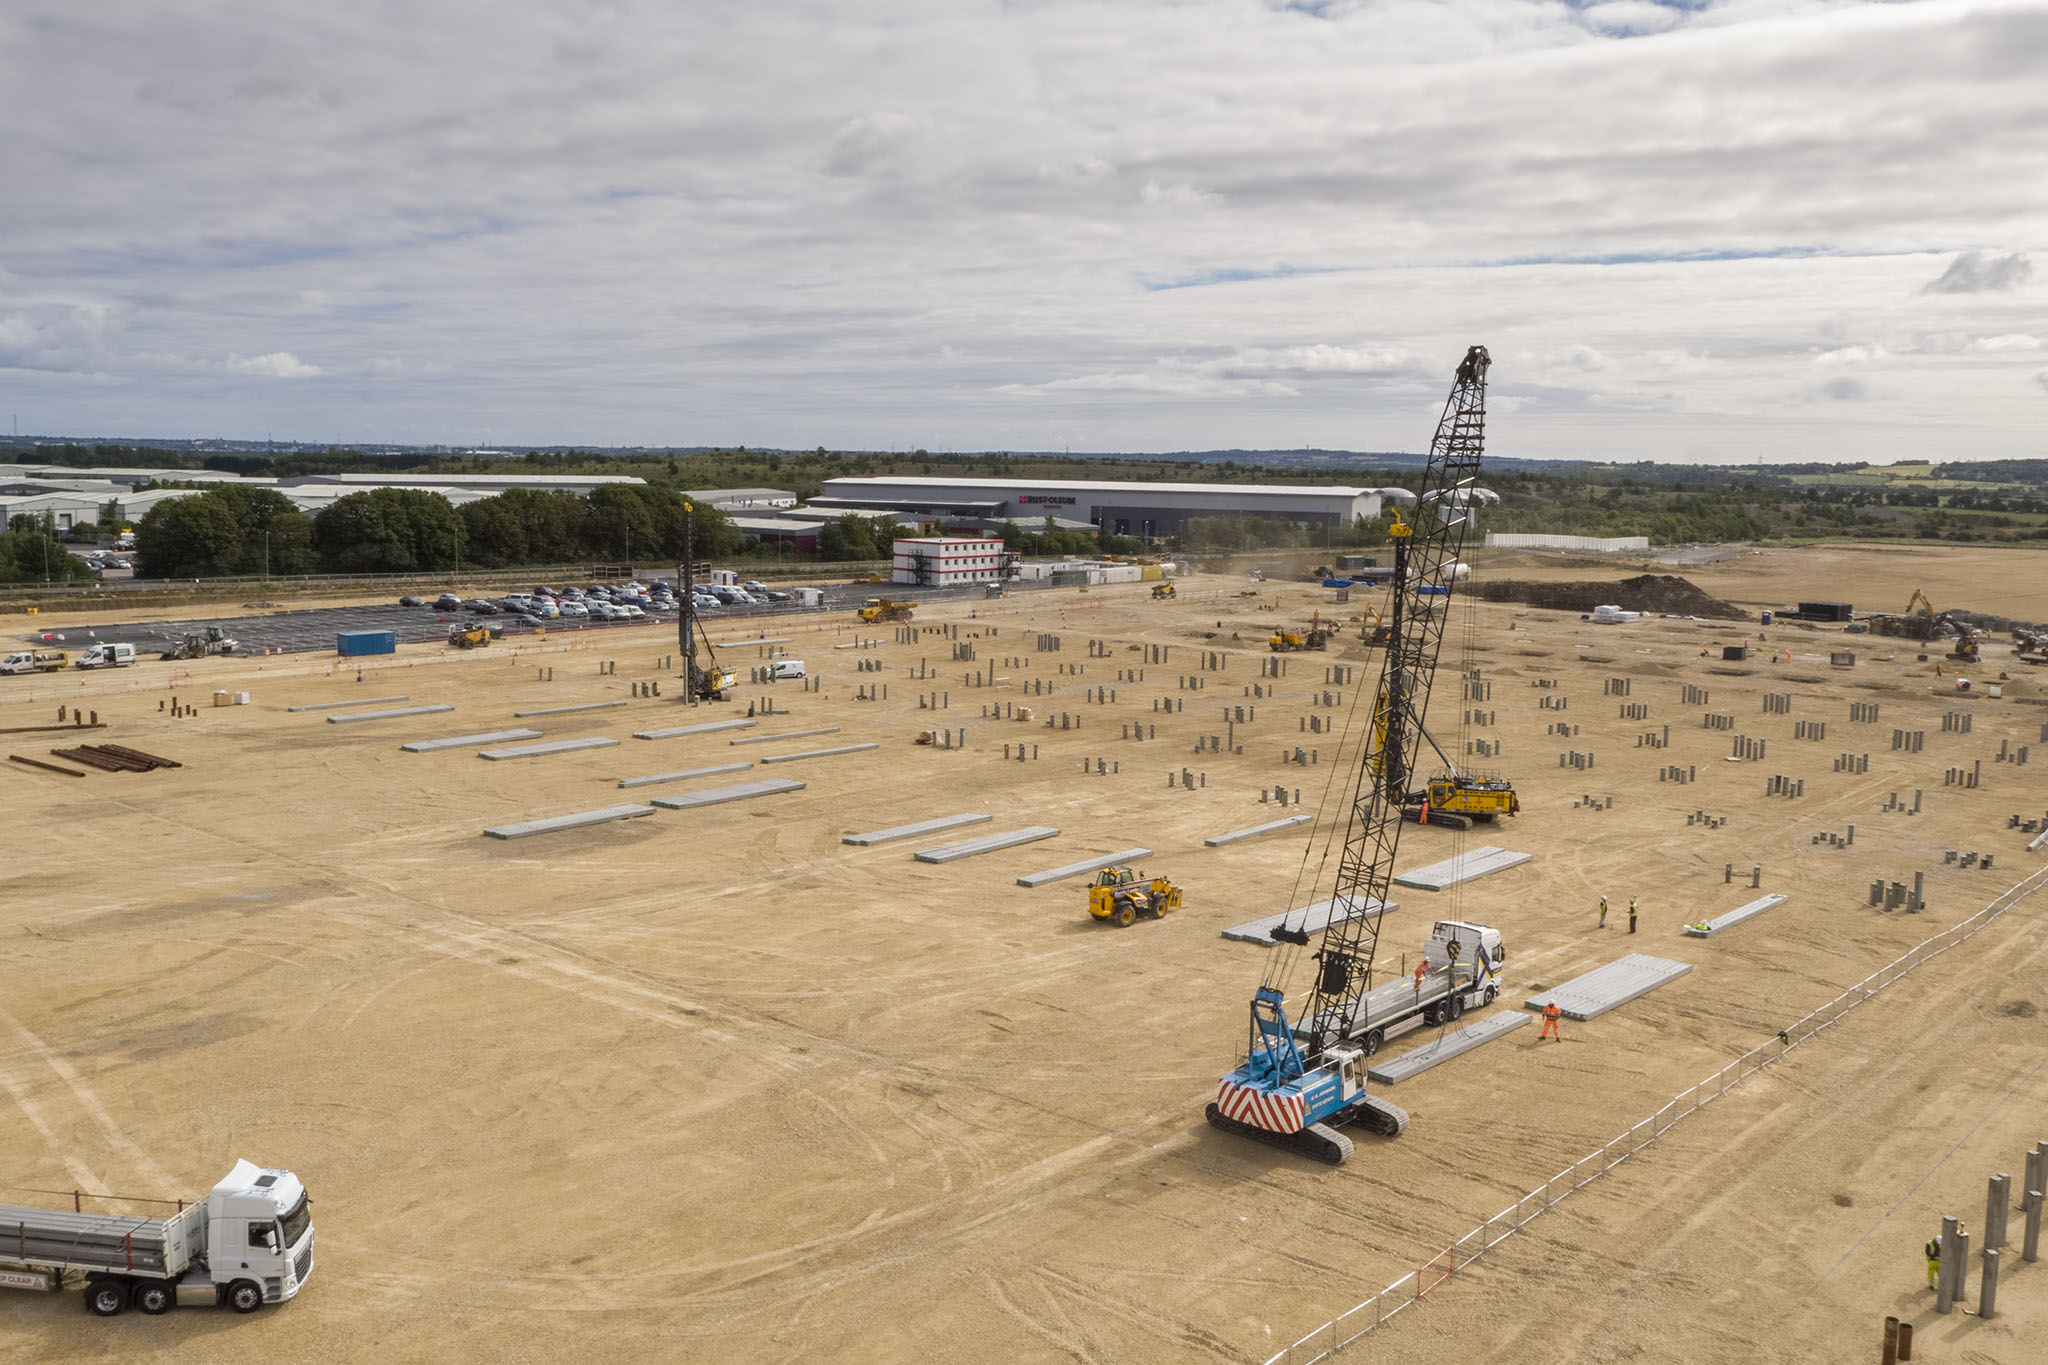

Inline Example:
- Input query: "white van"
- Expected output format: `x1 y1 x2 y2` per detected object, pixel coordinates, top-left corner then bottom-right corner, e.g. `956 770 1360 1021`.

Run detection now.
75 642 138 669
769 659 806 680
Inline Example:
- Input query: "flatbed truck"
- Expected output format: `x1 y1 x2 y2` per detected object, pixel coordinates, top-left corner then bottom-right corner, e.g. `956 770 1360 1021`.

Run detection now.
1291 920 1504 1057
0 1160 314 1316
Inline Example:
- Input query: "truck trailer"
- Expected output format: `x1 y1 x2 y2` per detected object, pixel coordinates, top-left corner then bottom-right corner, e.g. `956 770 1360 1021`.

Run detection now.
1288 920 1505 1057
0 1160 314 1317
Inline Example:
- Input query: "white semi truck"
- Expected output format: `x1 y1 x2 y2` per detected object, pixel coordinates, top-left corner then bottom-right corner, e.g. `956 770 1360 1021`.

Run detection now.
0 1160 314 1316
1290 919 1505 1057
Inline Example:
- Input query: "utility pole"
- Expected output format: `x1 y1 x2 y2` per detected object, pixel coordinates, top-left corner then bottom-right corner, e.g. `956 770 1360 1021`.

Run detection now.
263 529 270 580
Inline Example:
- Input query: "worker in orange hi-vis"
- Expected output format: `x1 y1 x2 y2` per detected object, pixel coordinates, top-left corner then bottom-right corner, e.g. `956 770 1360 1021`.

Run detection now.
1540 1001 1562 1041
1413 959 1427 999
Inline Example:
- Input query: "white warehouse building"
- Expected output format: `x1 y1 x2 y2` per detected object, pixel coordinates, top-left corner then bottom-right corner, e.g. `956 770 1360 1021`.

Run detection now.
813 476 1410 540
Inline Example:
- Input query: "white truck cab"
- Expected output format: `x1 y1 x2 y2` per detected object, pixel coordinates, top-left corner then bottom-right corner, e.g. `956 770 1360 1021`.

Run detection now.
194 1159 315 1310
1424 920 1504 972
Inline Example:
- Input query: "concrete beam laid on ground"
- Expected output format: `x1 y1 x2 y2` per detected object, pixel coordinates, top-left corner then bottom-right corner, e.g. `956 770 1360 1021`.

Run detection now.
710 637 791 647
730 727 839 746
1017 848 1154 888
1368 1012 1529 1085
1204 814 1312 847
289 695 408 711
759 743 878 764
478 737 621 760
1222 894 1396 944
402 728 543 752
618 762 754 789
843 813 992 847
914 826 1061 864
650 778 806 810
327 704 455 724
1525 954 1693 1021
1682 893 1789 938
512 700 631 718
483 804 654 840
633 718 757 740
1393 845 1534 891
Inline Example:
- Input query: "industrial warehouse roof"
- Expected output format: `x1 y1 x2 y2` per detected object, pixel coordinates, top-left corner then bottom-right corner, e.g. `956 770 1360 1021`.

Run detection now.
818 475 1409 498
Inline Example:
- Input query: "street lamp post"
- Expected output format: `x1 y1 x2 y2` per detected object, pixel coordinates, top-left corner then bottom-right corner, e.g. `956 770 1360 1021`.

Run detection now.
263 530 270 580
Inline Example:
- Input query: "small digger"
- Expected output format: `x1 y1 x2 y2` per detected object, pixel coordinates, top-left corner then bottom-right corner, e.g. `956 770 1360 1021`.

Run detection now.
1087 866 1183 927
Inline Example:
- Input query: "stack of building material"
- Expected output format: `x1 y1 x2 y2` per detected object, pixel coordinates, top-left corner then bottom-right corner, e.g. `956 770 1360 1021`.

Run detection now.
1393 845 1532 890
1523 954 1692 1021
49 743 182 772
1221 894 1395 944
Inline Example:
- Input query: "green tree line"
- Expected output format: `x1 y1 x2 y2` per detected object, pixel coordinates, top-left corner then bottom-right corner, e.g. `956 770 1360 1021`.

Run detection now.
134 485 747 579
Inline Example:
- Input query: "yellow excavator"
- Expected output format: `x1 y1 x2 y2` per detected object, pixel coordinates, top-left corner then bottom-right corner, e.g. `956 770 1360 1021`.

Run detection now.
1087 866 1183 927
1152 582 1176 599
1270 609 1332 652
857 597 917 623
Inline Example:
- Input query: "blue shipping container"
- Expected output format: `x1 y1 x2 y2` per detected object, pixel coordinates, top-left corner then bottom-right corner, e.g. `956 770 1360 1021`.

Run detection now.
336 630 397 657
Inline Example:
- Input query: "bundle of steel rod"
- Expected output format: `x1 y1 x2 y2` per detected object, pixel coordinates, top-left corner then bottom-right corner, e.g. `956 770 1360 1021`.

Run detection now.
48 744 181 772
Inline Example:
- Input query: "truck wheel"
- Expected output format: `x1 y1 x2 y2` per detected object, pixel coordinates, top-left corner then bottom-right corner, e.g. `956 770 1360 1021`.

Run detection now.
1448 993 1465 1021
228 1280 263 1313
1484 984 1498 1005
1363 1029 1384 1056
135 1282 174 1315
87 1281 128 1316
1421 1003 1440 1026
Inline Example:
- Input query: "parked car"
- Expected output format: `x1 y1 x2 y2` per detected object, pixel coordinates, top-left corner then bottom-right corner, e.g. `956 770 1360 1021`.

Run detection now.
764 590 792 603
742 580 767 595
558 601 589 618
434 593 463 610
692 593 722 610
462 599 499 614
618 604 646 620
534 600 561 619
515 612 547 628
399 595 426 607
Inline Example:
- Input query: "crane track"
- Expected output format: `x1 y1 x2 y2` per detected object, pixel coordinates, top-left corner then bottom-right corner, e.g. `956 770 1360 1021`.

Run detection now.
1204 1104 1354 1165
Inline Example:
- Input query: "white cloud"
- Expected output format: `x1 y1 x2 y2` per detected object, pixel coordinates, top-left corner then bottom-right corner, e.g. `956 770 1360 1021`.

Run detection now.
1809 375 1870 402
1973 333 2041 353
0 0 2042 460
1922 250 2033 295
2034 370 2048 395
226 351 322 378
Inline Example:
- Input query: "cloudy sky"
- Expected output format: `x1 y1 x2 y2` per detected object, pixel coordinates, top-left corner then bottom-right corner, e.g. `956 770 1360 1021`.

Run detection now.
3 0 2044 463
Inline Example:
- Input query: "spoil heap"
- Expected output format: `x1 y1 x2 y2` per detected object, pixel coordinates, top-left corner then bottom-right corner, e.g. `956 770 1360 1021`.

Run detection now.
1472 574 1746 620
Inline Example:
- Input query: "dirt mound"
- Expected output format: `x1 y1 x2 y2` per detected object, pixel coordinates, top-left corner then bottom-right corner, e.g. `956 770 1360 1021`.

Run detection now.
1472 573 1747 620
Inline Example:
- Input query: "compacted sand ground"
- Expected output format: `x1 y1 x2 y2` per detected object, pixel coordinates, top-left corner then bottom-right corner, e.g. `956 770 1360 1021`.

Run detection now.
3 542 2045 1363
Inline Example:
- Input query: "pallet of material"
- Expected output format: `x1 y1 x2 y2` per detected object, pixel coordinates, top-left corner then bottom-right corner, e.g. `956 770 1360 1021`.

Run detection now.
1682 894 1788 938
914 826 1060 864
287 695 408 711
512 700 630 718
1221 894 1396 944
729 726 839 746
477 737 620 760
842 813 992 846
1393 845 1533 890
1016 848 1153 888
401 728 543 753
483 804 655 840
618 762 753 789
633 718 756 740
1524 954 1693 1021
1368 1012 1529 1085
758 743 877 764
326 704 455 724
650 778 806 810
1204 814 1311 847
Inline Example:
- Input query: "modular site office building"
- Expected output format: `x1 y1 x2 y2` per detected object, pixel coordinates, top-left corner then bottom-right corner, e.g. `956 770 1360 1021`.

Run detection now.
891 536 1022 587
815 477 1410 541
